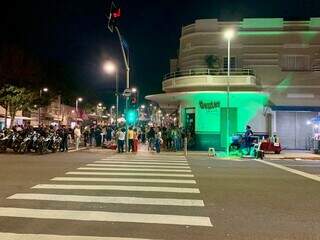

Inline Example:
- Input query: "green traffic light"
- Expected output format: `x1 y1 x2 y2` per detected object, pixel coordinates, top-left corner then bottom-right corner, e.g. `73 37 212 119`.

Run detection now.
126 109 138 124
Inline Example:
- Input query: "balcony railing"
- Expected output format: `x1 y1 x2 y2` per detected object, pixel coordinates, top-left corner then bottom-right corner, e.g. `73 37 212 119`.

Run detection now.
164 68 255 80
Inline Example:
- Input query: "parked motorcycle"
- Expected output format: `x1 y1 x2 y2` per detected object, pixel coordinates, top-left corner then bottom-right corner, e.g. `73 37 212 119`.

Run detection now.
46 133 62 153
0 131 23 153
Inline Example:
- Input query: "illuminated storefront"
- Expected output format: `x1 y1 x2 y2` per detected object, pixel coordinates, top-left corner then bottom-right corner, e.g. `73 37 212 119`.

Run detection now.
147 91 268 150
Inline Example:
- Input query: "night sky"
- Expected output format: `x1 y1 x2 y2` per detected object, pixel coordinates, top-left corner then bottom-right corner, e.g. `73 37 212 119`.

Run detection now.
1 0 320 106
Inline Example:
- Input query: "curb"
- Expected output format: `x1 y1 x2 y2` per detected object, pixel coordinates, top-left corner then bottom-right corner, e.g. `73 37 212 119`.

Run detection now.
68 147 88 153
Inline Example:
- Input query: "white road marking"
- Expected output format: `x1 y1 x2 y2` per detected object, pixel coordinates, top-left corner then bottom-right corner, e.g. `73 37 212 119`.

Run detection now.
283 164 320 167
32 184 200 193
8 193 204 207
78 167 192 173
67 171 194 178
108 155 185 159
0 207 213 226
255 159 320 182
86 164 190 169
95 161 188 166
51 177 196 184
0 233 160 240
100 159 188 163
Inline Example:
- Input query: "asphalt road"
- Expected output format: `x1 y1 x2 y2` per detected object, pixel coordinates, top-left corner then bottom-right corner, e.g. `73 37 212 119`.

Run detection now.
0 150 319 240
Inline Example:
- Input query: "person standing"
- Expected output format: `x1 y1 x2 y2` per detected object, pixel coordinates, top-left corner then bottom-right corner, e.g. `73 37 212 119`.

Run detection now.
60 125 69 152
74 125 81 151
133 128 138 152
147 127 155 151
127 126 134 152
83 126 89 147
106 126 112 142
95 125 102 147
155 127 162 153
89 125 95 146
117 128 125 153
244 125 254 155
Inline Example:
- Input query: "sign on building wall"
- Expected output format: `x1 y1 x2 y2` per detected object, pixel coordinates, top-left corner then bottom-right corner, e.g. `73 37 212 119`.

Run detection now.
199 101 220 110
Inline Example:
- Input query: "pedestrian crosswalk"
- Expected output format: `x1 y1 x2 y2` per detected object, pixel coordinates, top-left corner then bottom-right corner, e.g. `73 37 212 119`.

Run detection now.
0 153 212 239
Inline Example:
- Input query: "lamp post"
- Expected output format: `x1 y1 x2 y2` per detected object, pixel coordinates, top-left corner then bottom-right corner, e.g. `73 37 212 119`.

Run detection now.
75 97 83 115
103 61 119 126
38 87 48 126
224 29 235 156
110 105 115 123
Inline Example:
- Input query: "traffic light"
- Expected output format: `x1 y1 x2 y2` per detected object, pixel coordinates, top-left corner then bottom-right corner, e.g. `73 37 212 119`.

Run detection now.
126 109 138 125
107 1 121 32
129 89 138 108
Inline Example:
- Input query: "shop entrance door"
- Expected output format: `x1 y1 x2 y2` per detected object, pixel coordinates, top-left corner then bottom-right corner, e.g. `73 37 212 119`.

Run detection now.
185 108 195 133
185 108 196 148
276 111 316 149
220 108 237 150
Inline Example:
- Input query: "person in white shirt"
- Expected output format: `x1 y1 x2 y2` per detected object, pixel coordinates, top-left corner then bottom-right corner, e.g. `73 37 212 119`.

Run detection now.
74 125 81 150
117 128 125 153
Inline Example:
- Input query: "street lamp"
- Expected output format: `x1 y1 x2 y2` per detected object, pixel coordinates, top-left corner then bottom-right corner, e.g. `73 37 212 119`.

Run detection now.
110 105 116 123
75 97 83 113
38 87 49 126
224 28 235 156
103 61 119 126
132 87 137 93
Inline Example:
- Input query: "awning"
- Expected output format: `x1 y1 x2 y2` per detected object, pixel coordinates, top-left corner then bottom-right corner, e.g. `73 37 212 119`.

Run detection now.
271 106 320 112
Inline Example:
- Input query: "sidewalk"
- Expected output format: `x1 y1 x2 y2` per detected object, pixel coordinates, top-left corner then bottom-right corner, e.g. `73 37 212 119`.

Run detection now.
184 150 320 161
264 150 320 160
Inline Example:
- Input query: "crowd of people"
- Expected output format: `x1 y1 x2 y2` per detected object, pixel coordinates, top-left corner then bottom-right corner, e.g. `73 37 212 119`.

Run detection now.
1 122 191 154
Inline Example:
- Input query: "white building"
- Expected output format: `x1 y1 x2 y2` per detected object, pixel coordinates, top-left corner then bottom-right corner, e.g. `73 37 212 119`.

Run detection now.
146 18 320 150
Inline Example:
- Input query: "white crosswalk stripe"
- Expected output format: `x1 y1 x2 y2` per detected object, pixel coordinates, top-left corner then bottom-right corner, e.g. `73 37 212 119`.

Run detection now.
51 177 197 184
1 153 212 239
101 158 187 163
86 164 191 169
0 233 160 240
77 167 192 172
0 207 212 226
66 171 195 177
95 161 188 166
32 184 200 193
8 193 204 206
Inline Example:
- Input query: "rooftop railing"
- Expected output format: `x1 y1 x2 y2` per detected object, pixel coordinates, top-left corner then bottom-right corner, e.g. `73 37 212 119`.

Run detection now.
164 68 255 80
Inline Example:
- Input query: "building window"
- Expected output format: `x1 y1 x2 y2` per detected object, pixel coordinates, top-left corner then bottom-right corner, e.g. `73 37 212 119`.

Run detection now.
223 57 236 70
282 55 310 71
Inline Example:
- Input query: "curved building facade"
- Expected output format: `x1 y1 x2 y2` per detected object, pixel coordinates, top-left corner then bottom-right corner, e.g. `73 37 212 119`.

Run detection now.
147 18 320 150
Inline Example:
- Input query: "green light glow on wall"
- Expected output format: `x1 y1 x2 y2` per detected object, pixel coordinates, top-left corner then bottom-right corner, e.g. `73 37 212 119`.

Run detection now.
310 18 320 28
276 73 293 93
242 18 284 29
238 31 284 36
179 92 269 150
300 32 319 44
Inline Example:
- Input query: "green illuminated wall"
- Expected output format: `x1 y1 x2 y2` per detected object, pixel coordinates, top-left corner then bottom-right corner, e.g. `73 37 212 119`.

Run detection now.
179 92 269 150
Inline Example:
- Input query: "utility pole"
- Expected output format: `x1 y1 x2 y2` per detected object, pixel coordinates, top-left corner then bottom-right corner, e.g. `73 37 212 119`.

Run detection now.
107 1 130 151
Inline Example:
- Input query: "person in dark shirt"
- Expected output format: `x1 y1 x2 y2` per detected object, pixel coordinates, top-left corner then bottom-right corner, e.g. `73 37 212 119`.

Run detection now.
244 125 254 154
59 125 69 152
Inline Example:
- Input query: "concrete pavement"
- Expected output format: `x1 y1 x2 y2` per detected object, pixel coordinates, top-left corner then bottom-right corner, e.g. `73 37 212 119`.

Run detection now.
0 150 319 239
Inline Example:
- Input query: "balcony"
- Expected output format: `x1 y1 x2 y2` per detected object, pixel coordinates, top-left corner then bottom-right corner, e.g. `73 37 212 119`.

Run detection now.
162 68 257 92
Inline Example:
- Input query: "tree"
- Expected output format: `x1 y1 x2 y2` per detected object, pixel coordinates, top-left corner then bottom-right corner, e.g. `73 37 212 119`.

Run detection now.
205 55 220 69
0 85 38 127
